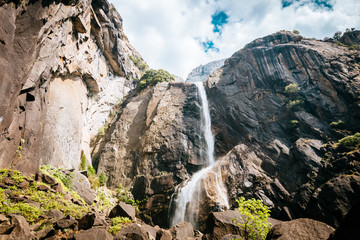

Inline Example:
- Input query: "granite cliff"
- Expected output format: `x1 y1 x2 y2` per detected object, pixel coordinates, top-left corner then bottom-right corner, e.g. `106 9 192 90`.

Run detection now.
0 0 145 172
0 0 359 238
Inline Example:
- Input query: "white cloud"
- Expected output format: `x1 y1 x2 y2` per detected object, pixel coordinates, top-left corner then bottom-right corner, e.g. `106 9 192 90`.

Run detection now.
110 0 360 78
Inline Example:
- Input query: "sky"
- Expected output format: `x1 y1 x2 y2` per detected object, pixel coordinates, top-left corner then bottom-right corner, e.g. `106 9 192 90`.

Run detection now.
109 0 360 78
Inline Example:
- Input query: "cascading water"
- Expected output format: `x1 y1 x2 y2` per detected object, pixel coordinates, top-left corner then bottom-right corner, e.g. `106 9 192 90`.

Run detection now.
169 82 229 229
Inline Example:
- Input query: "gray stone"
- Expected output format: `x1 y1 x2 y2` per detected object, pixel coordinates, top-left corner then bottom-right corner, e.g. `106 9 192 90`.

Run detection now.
71 170 96 204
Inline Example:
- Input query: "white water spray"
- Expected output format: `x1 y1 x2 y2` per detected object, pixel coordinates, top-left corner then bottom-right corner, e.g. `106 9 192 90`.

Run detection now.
170 82 229 229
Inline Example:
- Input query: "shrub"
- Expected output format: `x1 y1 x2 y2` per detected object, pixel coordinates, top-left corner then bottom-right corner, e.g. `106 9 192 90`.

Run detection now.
333 31 342 40
40 165 73 189
289 120 299 128
330 120 345 129
99 172 107 187
286 99 303 110
129 55 148 71
109 217 132 235
80 152 87 171
284 83 300 95
293 29 300 35
233 197 272 240
137 69 174 90
338 133 360 150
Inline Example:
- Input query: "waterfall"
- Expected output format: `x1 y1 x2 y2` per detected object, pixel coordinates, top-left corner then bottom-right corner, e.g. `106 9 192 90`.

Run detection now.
169 82 229 229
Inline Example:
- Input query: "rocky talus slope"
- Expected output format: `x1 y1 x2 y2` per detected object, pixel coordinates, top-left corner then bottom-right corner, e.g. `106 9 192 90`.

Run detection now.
0 0 145 173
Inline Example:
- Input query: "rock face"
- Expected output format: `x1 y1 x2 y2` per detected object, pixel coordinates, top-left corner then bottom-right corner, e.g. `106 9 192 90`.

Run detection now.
206 31 360 227
186 59 225 82
0 0 144 173
265 218 334 240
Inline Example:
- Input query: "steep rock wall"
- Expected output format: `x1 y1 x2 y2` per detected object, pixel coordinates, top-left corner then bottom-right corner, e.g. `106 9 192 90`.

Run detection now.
206 31 360 227
0 0 144 172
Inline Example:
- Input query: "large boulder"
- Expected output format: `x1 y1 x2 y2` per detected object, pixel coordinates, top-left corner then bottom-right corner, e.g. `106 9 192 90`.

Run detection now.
328 197 360 240
71 170 96 204
114 223 150 240
265 218 334 240
109 202 136 220
74 228 113 240
169 221 194 240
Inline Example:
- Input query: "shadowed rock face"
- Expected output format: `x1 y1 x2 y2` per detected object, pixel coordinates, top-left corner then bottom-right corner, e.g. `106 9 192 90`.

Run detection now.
0 0 144 172
206 31 360 227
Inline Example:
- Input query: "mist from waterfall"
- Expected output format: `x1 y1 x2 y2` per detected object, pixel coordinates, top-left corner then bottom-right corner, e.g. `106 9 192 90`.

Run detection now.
169 82 229 229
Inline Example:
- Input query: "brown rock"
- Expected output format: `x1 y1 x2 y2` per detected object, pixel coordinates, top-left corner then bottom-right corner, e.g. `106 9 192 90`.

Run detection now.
35 171 43 181
55 215 77 230
51 183 63 193
37 184 55 192
115 223 150 240
0 225 15 234
221 234 242 240
202 210 242 240
71 171 96 204
6 214 32 240
170 221 194 240
18 180 29 190
78 212 96 230
156 228 172 240
2 177 16 186
74 228 113 240
265 218 334 240
328 197 360 240
0 214 9 225
109 202 136 220
45 210 66 222
42 173 57 185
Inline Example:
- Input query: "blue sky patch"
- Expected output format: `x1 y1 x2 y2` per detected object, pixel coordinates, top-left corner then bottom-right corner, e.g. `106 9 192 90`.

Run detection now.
211 11 229 34
282 0 333 10
201 41 219 53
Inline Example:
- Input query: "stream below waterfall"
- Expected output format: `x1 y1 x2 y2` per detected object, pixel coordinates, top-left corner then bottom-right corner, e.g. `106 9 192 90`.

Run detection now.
169 82 229 229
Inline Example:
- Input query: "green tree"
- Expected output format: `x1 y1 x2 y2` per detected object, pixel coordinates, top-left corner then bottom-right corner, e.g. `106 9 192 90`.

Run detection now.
293 29 300 35
99 172 107 187
234 197 272 240
138 69 175 90
284 83 303 110
333 31 342 40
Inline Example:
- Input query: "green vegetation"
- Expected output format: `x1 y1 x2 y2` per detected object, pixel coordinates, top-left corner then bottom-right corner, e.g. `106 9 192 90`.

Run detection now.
292 29 300 35
99 172 107 187
80 152 87 171
233 197 272 240
338 133 360 150
137 69 175 91
129 55 148 72
116 184 136 205
0 169 89 223
15 138 25 158
289 120 299 128
40 165 73 189
333 31 342 40
284 83 303 110
109 216 133 235
330 120 345 129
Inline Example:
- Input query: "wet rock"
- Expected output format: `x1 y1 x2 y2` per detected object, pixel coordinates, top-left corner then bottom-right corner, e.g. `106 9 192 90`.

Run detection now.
109 202 136 220
265 218 334 240
169 221 194 239
74 228 113 240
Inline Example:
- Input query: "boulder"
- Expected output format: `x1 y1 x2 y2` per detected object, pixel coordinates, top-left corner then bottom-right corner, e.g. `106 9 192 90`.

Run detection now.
78 211 107 230
5 214 32 240
169 221 194 240
109 202 136 220
45 210 65 222
55 215 78 230
328 197 360 240
71 170 96 204
18 180 29 190
115 223 150 240
265 218 334 240
42 173 57 185
156 228 172 240
74 228 113 240
202 210 242 240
